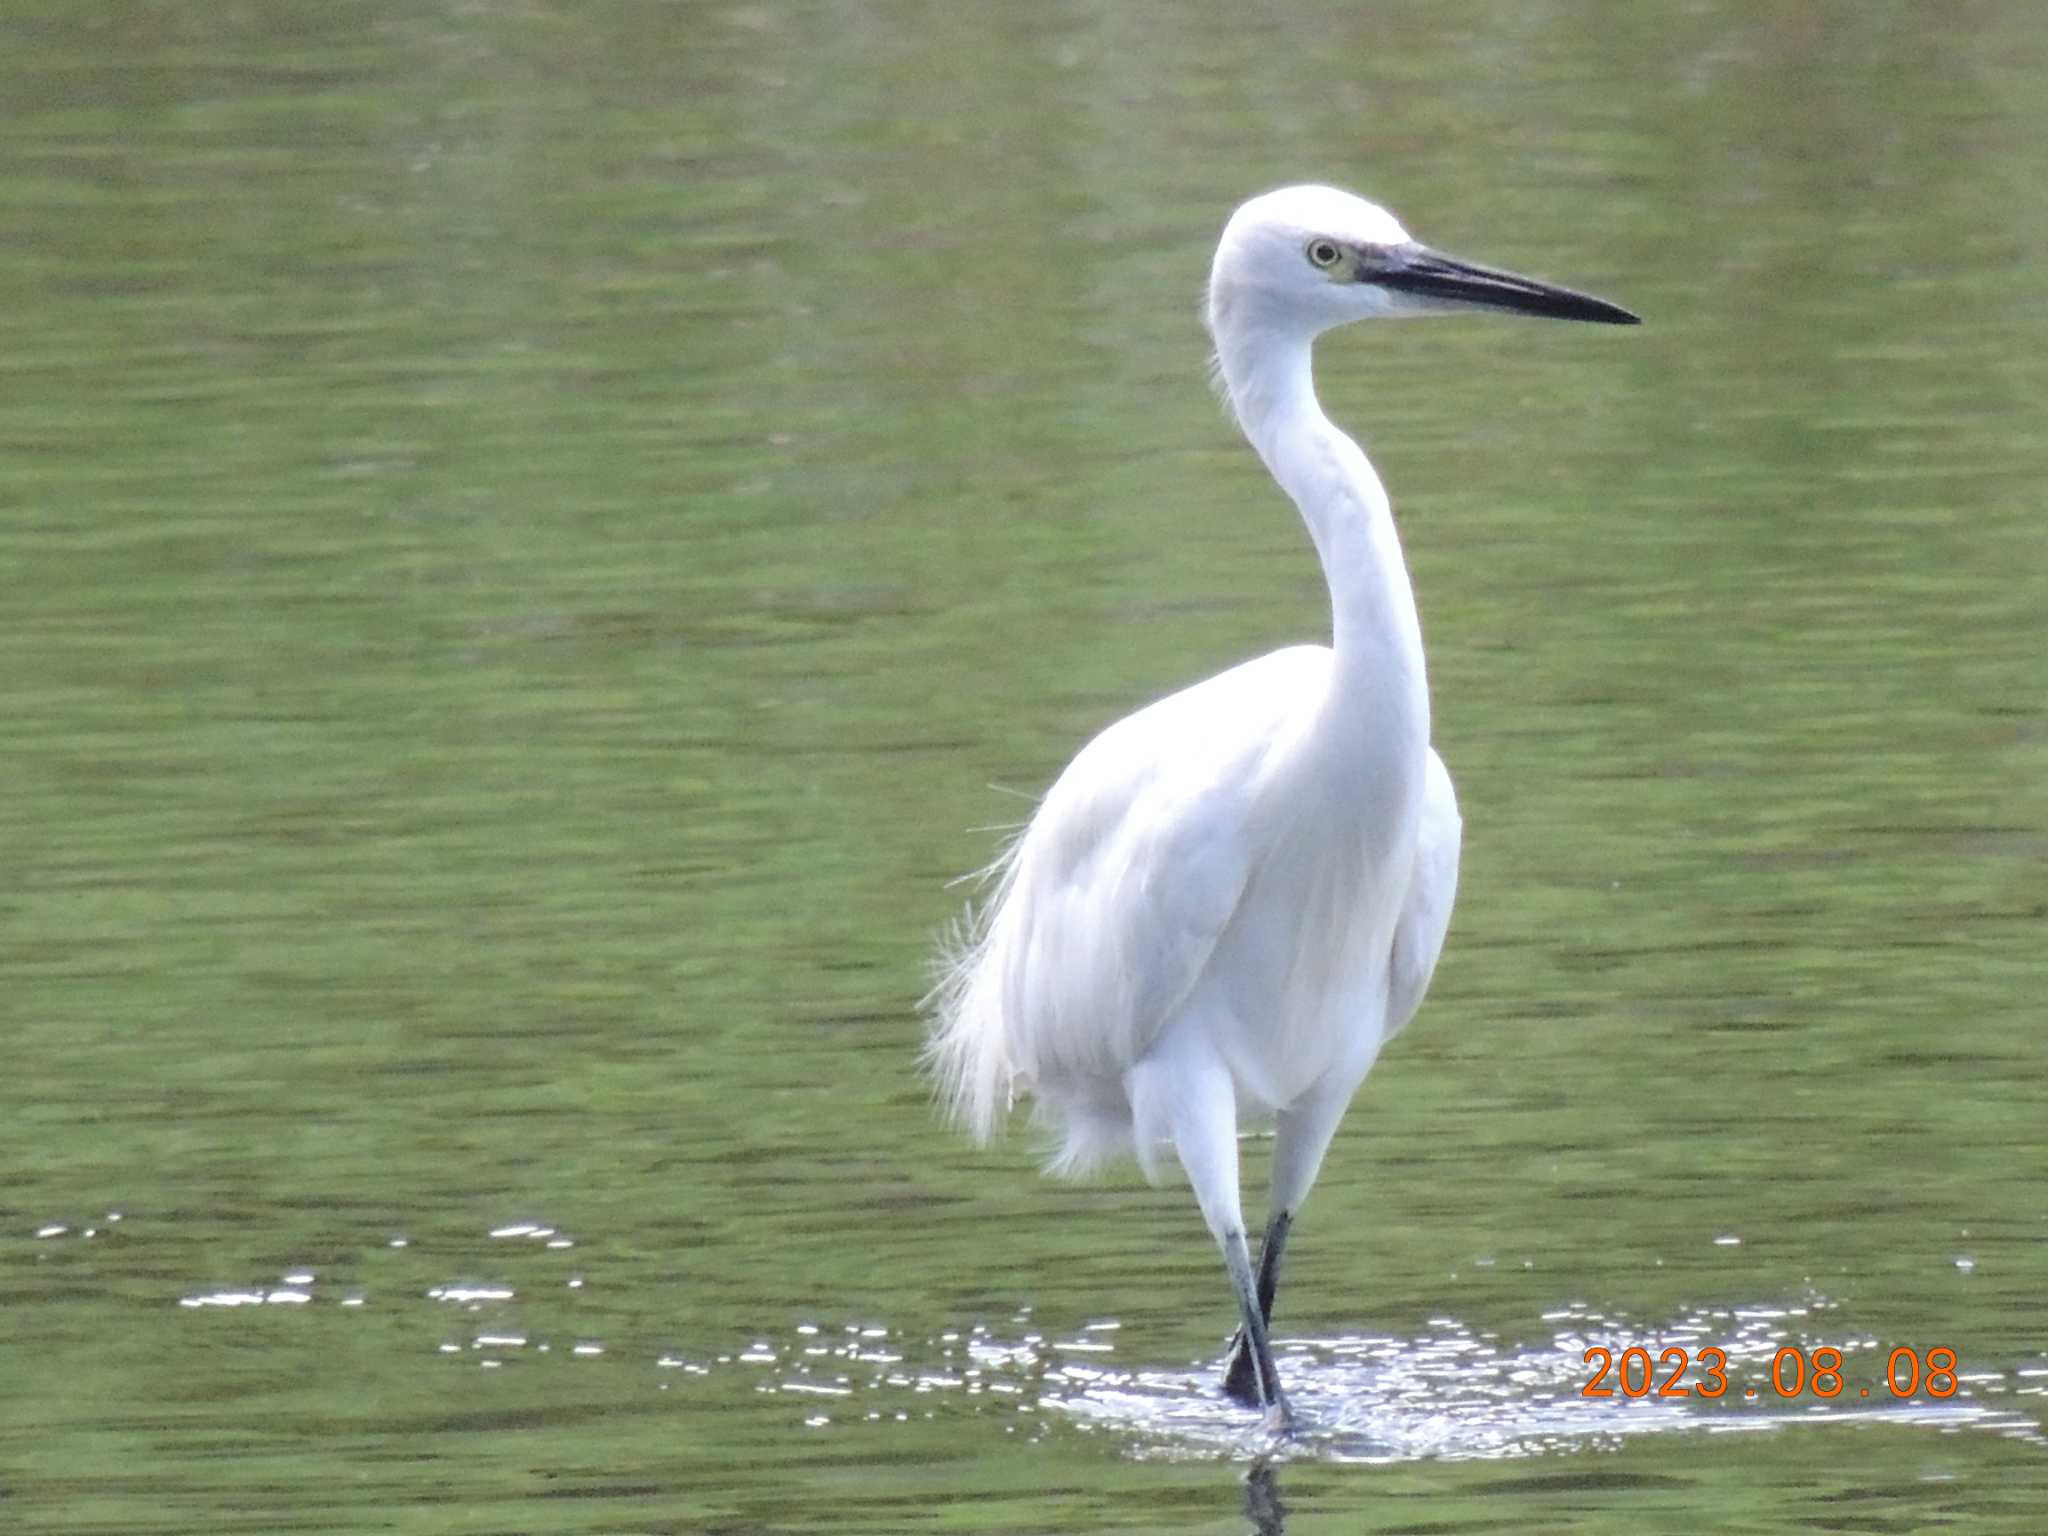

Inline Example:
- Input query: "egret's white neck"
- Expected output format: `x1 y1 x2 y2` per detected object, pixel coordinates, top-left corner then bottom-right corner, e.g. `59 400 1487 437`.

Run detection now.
1212 319 1429 745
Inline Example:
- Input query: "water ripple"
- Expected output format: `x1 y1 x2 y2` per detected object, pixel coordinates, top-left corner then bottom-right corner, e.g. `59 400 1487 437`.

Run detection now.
163 1230 2046 1463
1040 1302 2047 1462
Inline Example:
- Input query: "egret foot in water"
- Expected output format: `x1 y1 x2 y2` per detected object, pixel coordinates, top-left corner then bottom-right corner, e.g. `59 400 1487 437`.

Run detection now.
1223 1210 1291 1408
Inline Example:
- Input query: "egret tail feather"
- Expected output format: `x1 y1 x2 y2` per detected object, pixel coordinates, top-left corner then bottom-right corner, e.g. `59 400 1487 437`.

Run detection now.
920 826 1031 1145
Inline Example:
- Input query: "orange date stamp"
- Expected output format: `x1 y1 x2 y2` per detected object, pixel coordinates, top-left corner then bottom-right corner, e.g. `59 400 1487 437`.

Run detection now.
1581 1345 1959 1401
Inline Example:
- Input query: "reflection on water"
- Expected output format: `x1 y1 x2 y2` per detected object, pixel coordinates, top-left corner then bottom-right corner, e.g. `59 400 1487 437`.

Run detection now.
1243 1463 1287 1536
1047 1304 2046 1463
154 1216 2046 1464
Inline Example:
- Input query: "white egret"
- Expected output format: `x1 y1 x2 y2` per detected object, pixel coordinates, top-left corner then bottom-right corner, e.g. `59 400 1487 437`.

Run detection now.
926 185 1638 1428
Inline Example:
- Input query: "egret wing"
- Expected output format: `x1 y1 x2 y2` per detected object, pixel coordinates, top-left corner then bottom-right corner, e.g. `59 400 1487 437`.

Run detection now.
1385 746 1461 1038
996 648 1327 1089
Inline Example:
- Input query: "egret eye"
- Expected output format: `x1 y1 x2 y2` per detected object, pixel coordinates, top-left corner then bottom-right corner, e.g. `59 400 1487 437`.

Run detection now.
1306 238 1342 270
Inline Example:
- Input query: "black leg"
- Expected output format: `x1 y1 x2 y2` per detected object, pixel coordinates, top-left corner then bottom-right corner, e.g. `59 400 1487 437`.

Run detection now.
1222 1210 1292 1406
1222 1224 1291 1428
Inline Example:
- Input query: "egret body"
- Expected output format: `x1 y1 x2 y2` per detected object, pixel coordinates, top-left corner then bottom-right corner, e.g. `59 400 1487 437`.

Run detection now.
926 185 1637 1428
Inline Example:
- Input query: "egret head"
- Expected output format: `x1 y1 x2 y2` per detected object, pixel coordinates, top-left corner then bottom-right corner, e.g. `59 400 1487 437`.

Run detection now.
1207 184 1639 345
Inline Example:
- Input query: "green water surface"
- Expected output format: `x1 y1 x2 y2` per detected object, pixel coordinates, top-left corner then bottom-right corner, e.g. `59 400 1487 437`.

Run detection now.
3 3 2044 1531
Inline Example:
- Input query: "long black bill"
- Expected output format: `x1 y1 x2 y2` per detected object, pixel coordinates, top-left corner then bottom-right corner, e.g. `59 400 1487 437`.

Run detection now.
1375 242 1640 324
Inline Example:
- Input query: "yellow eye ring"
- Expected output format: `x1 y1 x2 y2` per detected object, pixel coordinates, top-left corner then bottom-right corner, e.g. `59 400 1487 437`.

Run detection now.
1306 239 1342 269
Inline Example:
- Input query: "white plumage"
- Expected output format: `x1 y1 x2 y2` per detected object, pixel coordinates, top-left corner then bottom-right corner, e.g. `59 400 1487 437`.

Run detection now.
926 185 1637 1428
